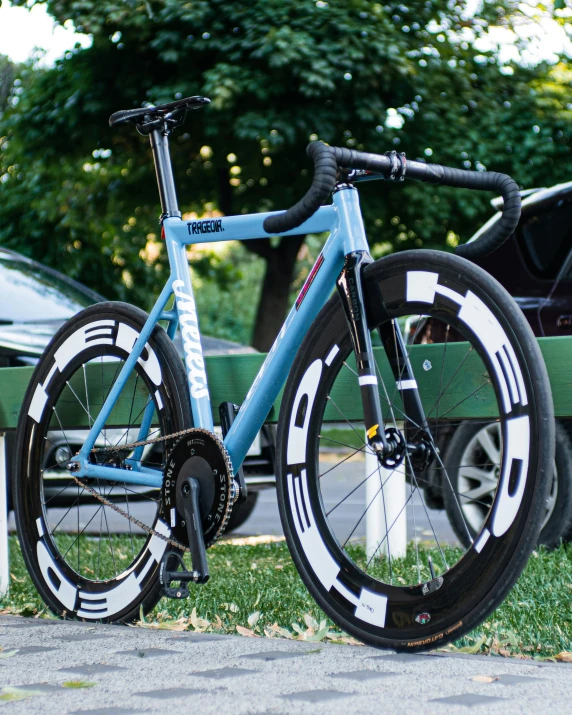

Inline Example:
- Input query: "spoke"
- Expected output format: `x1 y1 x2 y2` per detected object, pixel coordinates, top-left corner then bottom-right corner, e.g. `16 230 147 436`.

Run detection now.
424 346 475 422
318 435 368 454
404 449 449 571
326 460 391 517
433 380 491 422
319 447 367 479
326 395 367 446
342 466 397 547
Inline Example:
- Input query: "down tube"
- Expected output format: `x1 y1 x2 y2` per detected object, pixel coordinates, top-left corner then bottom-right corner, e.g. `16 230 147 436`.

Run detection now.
224 243 345 470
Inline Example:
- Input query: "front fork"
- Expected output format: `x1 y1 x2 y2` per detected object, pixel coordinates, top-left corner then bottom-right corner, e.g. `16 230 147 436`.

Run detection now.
337 251 430 460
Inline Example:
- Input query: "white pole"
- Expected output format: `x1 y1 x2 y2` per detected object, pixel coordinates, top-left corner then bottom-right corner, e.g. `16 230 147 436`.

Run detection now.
0 434 9 596
365 432 407 560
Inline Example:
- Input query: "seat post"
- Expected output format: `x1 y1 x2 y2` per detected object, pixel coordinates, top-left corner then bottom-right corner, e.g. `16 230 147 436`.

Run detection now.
149 126 181 219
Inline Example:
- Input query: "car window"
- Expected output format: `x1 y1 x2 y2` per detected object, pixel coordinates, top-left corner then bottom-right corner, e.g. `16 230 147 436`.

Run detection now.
520 202 572 280
0 254 96 322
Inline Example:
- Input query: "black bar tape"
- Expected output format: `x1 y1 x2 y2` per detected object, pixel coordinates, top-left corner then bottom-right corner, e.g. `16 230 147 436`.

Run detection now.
262 143 338 234
406 160 521 260
263 142 520 259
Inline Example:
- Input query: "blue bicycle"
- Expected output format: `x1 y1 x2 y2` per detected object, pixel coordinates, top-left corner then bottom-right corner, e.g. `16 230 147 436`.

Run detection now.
14 96 554 651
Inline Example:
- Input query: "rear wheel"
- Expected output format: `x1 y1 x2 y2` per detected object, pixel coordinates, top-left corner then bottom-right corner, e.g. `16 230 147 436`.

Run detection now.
277 250 554 651
13 302 191 622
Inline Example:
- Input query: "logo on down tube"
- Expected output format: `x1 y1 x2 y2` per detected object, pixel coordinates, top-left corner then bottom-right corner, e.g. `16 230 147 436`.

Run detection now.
172 279 208 399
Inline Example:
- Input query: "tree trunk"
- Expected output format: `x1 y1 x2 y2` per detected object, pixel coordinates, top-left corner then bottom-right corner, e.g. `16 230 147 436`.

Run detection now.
247 235 306 351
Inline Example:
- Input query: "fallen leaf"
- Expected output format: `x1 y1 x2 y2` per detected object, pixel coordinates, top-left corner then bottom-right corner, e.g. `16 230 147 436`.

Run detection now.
190 607 210 632
555 652 572 663
307 626 330 642
253 593 261 607
10 573 24 583
0 687 41 702
62 681 96 689
499 649 511 657
251 562 257 570
248 611 260 628
229 603 239 613
275 564 284 570
213 615 223 630
236 626 259 637
472 675 499 683
0 650 18 659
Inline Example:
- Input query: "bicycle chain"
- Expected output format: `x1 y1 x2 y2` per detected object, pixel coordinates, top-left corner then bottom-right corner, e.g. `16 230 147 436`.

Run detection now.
71 425 232 554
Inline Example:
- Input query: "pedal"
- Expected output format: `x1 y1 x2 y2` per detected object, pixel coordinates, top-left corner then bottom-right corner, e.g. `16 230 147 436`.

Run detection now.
160 551 200 599
219 402 247 503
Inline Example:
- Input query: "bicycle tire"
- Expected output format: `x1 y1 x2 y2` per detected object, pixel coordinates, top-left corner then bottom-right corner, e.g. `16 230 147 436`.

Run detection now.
13 302 191 622
276 250 554 651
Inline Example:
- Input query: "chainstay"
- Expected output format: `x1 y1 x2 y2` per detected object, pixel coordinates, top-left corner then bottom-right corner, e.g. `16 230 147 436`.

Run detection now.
90 426 197 455
71 474 190 553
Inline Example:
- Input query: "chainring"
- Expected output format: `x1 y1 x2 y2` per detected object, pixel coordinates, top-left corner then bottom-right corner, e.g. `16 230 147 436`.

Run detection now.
160 428 235 548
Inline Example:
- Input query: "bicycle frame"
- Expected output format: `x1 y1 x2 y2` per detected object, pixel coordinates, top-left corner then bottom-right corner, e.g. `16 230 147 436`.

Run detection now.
74 186 371 488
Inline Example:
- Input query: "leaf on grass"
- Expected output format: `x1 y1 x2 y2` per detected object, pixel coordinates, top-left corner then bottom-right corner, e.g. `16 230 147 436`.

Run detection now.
307 626 330 642
213 615 223 630
499 649 511 657
190 607 210 632
247 611 260 628
253 592 261 607
455 635 487 654
264 623 293 639
62 681 96 689
555 652 572 663
291 623 305 637
304 614 319 631
10 573 24 583
236 626 259 638
472 675 499 683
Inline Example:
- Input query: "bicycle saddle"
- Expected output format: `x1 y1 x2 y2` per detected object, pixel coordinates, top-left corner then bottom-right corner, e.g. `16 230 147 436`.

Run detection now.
109 95 210 128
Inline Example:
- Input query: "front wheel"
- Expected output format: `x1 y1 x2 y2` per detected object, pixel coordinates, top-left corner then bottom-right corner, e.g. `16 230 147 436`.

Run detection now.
277 250 554 651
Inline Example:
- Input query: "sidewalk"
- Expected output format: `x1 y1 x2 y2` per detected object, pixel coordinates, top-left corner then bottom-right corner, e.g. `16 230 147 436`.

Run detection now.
0 615 570 713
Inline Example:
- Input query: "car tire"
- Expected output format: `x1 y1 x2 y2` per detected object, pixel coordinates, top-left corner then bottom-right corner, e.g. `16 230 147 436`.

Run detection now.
443 420 572 548
224 491 259 533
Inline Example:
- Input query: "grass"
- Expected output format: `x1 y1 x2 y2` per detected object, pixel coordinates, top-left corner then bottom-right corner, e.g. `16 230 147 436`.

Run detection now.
2 535 572 658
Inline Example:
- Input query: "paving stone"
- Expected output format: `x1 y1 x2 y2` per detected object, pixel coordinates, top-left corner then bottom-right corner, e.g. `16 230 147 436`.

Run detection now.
136 687 210 699
70 709 141 715
432 693 507 707
166 633 226 643
114 648 181 658
11 683 63 693
494 674 545 685
193 667 257 679
282 690 353 703
13 645 58 655
57 634 112 642
330 669 398 681
60 664 128 675
240 650 309 661
371 653 430 664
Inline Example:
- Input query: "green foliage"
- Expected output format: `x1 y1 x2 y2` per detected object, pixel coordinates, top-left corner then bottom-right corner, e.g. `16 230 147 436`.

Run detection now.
1 1 572 340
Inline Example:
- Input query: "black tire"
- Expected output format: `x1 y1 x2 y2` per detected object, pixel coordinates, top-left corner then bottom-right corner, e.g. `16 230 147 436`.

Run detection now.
13 302 191 623
224 491 260 533
277 250 554 651
443 420 572 549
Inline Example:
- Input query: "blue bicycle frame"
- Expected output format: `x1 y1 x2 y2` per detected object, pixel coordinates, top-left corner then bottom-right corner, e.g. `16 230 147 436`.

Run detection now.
72 186 370 489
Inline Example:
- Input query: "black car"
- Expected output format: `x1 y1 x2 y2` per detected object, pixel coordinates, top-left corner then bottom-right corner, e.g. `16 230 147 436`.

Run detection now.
0 247 275 530
416 182 572 546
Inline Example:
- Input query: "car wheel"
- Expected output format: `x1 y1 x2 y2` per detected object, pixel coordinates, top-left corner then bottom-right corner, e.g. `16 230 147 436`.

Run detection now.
443 420 572 548
224 491 259 534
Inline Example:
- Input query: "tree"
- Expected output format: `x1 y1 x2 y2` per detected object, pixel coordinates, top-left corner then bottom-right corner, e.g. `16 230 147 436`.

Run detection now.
1 0 571 348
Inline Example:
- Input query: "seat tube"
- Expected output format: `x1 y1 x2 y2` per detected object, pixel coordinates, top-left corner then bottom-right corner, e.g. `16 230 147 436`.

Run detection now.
149 126 181 219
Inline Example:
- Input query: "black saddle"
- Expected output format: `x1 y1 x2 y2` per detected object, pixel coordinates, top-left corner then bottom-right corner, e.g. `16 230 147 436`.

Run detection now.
109 96 210 131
